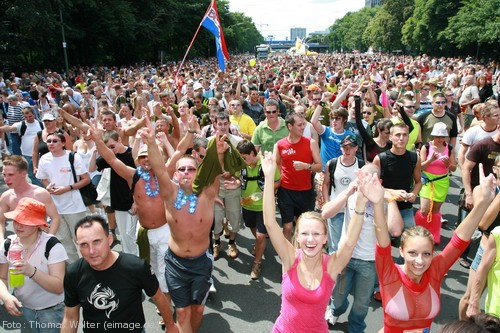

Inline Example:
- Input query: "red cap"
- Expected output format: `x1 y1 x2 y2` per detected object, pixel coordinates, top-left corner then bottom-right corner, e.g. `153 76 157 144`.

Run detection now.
4 198 48 227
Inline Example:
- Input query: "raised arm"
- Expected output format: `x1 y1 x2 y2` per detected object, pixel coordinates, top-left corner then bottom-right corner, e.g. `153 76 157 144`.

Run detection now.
141 119 176 202
88 127 135 183
456 164 497 241
330 171 384 276
262 151 295 270
466 233 497 318
58 107 90 132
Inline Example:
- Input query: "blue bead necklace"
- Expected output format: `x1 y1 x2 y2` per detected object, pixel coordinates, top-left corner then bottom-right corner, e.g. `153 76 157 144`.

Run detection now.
174 188 198 214
137 167 160 197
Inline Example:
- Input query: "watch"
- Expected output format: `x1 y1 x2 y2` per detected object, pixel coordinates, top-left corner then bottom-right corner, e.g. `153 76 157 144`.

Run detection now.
319 101 326 107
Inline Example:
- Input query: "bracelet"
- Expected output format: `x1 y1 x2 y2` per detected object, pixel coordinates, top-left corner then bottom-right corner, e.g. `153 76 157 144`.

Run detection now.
354 209 365 216
307 163 312 171
319 101 326 107
187 129 197 134
70 185 74 190
400 89 405 93
29 267 37 279
414 89 420 93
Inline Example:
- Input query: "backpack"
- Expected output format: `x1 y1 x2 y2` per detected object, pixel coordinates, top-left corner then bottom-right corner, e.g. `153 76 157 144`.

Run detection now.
4 236 60 259
240 165 265 191
328 157 365 195
20 120 43 137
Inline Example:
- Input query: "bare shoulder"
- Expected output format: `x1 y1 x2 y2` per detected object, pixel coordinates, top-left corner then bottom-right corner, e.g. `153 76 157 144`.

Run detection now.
31 186 53 203
0 189 13 204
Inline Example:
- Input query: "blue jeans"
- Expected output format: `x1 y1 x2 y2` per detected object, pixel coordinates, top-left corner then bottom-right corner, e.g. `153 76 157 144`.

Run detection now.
22 302 64 333
400 207 415 230
23 155 42 187
327 212 344 253
9 133 21 156
331 258 376 333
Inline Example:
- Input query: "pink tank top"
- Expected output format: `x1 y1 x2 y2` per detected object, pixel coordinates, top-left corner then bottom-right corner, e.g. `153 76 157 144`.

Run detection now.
273 251 335 333
424 143 450 175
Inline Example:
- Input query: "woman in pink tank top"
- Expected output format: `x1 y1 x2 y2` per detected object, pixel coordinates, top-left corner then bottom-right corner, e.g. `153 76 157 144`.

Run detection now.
261 151 385 333
415 122 457 243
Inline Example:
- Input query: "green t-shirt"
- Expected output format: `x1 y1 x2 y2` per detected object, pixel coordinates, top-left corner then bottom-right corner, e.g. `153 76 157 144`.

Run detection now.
251 118 289 154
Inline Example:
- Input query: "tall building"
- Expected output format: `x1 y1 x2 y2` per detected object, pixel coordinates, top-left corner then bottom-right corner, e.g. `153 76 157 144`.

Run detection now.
290 28 306 41
365 0 383 8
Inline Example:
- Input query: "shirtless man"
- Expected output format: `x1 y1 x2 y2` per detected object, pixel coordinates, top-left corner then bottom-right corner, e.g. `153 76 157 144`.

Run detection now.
60 93 77 116
88 123 172 292
0 156 60 242
143 120 239 333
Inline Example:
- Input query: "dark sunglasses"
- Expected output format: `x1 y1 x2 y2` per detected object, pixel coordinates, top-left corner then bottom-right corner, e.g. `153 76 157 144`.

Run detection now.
177 167 196 173
46 139 60 143
265 110 277 114
362 112 372 115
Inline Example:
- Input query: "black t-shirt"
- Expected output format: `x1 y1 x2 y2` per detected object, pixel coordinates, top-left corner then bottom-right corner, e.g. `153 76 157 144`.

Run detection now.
96 147 135 210
64 253 159 333
379 150 417 210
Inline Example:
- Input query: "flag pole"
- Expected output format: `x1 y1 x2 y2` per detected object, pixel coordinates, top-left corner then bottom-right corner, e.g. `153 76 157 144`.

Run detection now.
174 0 214 83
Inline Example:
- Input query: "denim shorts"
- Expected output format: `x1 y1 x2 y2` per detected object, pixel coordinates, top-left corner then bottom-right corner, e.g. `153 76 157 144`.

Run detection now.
22 302 64 333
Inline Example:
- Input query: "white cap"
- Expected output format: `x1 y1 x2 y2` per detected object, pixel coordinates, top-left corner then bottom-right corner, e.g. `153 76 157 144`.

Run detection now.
430 122 449 137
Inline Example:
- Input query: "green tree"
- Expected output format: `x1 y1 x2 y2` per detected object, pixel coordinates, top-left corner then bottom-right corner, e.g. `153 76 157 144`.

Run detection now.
328 7 378 52
442 0 500 49
401 0 460 54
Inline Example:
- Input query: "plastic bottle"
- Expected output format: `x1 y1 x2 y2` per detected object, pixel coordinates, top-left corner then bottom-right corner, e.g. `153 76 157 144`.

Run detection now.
7 238 24 287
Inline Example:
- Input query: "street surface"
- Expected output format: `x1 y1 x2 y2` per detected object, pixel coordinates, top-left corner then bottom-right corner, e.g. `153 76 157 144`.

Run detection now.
0 168 485 332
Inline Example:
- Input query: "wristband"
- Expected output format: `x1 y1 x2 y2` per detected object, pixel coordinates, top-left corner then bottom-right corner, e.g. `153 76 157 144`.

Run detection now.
414 89 420 93
187 129 197 134
400 89 405 93
354 209 365 216
29 267 37 279
308 163 312 171
319 101 326 107
70 185 74 190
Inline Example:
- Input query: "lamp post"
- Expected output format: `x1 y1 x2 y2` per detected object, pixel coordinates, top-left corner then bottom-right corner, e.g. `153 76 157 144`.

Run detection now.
59 3 69 77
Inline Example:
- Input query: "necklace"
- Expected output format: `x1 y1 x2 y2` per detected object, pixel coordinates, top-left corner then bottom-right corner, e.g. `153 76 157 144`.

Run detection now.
174 188 198 214
137 167 159 197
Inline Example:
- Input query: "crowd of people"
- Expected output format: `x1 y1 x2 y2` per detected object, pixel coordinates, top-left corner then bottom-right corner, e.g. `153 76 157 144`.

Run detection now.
0 52 499 332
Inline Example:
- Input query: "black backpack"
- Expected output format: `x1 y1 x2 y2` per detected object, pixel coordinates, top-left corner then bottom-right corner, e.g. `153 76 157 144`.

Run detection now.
4 236 60 259
20 120 43 137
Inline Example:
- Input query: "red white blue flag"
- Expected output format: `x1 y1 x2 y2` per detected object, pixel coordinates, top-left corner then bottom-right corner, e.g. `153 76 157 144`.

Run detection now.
201 0 229 71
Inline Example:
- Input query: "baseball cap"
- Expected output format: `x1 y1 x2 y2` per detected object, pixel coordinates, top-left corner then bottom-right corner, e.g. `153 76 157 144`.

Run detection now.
193 82 203 90
4 198 48 227
42 113 55 121
340 135 358 147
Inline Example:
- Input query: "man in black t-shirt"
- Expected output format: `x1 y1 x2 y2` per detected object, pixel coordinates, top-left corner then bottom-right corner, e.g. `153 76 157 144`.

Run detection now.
62 215 178 333
96 131 138 256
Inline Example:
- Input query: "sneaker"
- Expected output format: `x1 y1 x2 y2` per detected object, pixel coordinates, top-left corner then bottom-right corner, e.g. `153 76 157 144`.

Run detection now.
250 262 261 280
458 257 471 269
227 244 239 259
373 291 382 302
324 309 338 326
213 243 221 261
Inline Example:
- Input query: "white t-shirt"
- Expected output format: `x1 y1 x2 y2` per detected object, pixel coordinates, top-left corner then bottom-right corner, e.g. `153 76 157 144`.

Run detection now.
13 120 42 156
341 195 376 261
0 233 68 309
462 125 498 146
329 157 360 205
36 150 87 214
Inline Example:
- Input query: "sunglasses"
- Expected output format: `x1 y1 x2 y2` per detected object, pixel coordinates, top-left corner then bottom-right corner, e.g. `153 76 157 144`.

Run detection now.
46 139 60 143
265 110 277 114
435 101 446 105
107 145 116 149
404 105 415 109
362 112 372 115
312 98 322 101
330 116 342 121
177 167 197 173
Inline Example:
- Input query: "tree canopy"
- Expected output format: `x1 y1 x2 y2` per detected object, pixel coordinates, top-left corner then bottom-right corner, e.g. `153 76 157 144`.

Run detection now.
0 0 263 71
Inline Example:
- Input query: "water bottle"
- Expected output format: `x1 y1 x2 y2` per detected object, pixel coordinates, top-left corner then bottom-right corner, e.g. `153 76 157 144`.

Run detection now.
7 238 24 287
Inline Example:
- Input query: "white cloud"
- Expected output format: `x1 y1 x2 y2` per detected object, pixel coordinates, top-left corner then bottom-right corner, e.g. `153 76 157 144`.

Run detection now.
228 0 365 40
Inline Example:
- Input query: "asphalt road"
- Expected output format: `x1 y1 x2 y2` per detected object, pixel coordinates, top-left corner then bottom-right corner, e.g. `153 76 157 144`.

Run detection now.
0 167 485 333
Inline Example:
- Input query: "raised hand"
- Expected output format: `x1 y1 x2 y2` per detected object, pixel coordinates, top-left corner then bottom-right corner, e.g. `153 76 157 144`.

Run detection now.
474 163 497 204
215 131 229 155
261 151 277 178
357 170 384 204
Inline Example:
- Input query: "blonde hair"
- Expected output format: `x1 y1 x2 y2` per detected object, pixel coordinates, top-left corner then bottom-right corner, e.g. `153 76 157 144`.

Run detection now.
293 211 328 249
400 225 434 249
